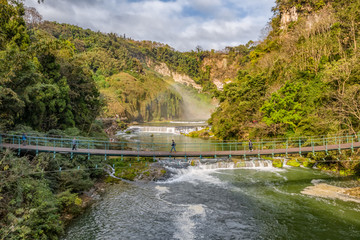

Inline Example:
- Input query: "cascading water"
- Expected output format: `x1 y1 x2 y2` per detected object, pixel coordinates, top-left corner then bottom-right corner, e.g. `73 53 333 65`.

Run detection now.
125 125 206 135
63 158 360 240
63 121 360 240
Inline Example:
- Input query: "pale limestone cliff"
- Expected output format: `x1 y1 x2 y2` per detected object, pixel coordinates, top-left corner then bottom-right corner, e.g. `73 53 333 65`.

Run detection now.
154 63 202 90
280 6 298 30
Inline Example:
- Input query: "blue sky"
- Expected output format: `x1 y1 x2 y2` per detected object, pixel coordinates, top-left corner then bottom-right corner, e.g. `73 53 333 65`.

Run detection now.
25 0 275 51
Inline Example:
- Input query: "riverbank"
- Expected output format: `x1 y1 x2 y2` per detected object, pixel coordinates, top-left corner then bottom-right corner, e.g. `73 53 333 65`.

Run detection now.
302 183 360 203
61 181 108 225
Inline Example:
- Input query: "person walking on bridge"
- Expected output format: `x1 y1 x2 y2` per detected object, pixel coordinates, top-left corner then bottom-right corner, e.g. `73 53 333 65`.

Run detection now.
22 133 27 146
249 139 253 152
72 137 77 150
170 139 176 153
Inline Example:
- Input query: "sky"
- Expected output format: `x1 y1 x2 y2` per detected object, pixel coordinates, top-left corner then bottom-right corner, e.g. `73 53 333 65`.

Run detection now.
24 0 276 52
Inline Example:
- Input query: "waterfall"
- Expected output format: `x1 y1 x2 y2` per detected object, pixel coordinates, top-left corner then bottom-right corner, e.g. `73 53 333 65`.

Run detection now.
125 125 205 134
160 159 275 172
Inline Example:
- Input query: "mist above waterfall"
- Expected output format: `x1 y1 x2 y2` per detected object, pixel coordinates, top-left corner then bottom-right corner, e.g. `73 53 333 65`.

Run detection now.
171 83 217 121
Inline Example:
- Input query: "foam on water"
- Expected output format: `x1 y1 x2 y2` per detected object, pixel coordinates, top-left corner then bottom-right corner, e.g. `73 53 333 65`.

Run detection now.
154 184 207 240
173 204 206 240
161 160 285 186
164 166 225 186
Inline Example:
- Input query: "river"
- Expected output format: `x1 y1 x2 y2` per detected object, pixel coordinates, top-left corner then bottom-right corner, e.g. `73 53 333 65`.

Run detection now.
62 122 360 240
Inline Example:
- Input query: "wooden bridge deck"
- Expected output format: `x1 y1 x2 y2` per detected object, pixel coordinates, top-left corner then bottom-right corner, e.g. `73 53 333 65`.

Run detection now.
2 141 360 158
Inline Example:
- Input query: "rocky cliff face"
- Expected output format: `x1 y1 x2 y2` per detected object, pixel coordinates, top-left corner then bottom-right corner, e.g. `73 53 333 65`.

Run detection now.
279 3 334 33
153 62 202 90
201 55 238 90
280 6 298 29
101 72 183 122
151 54 239 91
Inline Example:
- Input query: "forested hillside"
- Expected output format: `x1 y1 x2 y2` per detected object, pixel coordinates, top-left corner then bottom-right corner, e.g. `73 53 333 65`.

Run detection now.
31 20 221 122
0 0 102 132
209 0 360 140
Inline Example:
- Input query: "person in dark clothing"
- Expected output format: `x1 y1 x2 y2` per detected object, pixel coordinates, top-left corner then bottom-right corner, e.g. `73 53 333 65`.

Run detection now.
170 140 176 153
249 139 253 151
72 137 77 150
22 133 27 146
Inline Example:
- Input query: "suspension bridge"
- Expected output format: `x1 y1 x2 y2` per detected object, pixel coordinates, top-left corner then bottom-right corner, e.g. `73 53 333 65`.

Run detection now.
1 133 359 160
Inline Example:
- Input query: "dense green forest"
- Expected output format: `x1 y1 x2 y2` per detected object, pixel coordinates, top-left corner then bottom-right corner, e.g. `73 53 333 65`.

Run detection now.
209 0 360 140
0 0 102 132
0 1 106 239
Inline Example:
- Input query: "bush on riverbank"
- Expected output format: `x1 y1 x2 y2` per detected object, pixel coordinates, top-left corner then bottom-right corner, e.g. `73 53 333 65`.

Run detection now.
286 159 301 167
185 127 214 139
111 157 167 181
272 159 283 168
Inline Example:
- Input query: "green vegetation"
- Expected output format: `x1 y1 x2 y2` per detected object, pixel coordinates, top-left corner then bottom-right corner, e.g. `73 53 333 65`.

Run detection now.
0 1 102 132
185 127 214 138
287 159 301 167
31 20 217 121
210 0 360 140
109 157 166 181
0 148 105 239
272 159 283 168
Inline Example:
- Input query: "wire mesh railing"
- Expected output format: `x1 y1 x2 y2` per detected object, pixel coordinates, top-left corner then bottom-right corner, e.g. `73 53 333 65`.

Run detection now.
0 133 359 157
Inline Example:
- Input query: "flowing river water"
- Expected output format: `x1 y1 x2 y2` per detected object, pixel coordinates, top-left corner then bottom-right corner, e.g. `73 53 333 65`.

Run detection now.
62 122 360 240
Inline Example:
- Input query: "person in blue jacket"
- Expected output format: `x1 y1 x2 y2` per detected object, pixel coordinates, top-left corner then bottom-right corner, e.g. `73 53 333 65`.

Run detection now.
22 133 27 146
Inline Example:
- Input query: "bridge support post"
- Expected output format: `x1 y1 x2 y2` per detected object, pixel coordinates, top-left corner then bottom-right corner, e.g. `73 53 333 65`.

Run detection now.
351 137 354 152
121 155 124 161
299 139 302 157
286 140 288 158
312 138 314 156
338 137 341 154
36 139 38 156
214 155 216 159
243 144 246 159
71 151 73 159
325 139 328 155
104 143 107 161
17 137 20 156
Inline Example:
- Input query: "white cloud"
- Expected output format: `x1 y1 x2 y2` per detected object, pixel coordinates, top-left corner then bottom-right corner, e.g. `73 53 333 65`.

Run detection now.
25 0 275 51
